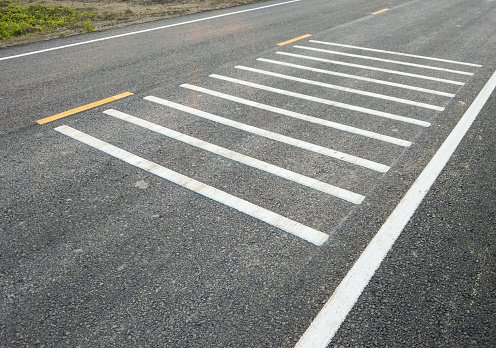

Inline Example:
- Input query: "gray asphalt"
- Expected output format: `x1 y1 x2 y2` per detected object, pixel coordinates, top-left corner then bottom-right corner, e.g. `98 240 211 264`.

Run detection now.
332 89 496 347
1 0 495 346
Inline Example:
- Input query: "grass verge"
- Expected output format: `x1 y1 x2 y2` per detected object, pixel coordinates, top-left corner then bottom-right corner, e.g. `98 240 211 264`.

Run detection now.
0 0 94 40
1 0 265 48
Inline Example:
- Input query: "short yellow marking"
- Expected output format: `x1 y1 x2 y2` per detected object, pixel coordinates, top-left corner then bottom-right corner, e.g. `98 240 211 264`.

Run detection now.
36 92 134 124
277 34 312 46
371 8 389 15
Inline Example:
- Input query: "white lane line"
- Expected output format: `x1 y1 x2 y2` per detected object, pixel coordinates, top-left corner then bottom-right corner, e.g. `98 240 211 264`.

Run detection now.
309 40 482 68
0 0 300 62
145 96 390 173
295 69 496 347
181 83 412 147
104 109 364 204
210 74 431 127
281 51 465 86
257 58 456 97
295 45 474 76
235 65 445 111
55 125 328 246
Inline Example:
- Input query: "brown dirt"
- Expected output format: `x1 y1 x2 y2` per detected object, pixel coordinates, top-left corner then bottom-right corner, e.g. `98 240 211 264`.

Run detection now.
1 0 264 48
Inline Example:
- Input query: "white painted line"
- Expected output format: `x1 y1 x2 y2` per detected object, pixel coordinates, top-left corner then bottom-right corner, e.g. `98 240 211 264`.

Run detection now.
309 40 482 68
55 125 329 245
258 58 456 97
181 83 412 147
296 45 474 76
236 65 445 111
104 109 364 204
0 0 300 62
145 96 390 173
282 51 465 86
210 74 431 127
295 69 496 347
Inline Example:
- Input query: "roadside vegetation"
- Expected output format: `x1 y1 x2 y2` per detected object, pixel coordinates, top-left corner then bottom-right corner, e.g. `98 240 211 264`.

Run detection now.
0 0 94 40
0 0 264 47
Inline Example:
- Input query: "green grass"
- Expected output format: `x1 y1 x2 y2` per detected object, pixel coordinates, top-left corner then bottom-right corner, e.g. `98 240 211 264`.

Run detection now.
0 0 94 40
82 19 94 33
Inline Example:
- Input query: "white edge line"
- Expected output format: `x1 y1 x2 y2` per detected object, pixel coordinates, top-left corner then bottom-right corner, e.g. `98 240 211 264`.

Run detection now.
295 69 496 347
54 124 329 246
103 108 364 204
0 0 300 61
308 40 482 68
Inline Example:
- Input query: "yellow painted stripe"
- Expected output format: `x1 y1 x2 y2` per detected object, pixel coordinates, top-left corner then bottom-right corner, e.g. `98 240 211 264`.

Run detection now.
371 8 389 15
277 34 312 46
36 92 134 124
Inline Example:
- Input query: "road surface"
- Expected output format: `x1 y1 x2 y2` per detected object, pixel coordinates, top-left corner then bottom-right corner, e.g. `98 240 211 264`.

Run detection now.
1 0 495 346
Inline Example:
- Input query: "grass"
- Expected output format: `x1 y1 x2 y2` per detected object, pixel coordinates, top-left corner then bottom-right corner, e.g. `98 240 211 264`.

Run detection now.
0 0 93 40
82 19 94 32
1 0 266 47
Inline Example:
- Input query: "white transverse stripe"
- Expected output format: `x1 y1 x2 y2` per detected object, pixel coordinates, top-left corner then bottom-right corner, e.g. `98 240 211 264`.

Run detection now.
295 69 496 347
181 83 412 147
295 45 474 76
280 51 465 86
144 96 390 173
257 58 456 97
55 125 329 246
210 74 431 127
309 40 482 68
235 65 445 111
0 0 300 61
104 109 364 204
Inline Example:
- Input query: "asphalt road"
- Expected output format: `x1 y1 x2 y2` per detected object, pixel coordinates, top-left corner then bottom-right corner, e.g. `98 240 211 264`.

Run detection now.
1 0 495 346
331 89 496 347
